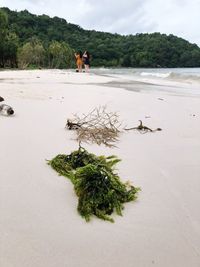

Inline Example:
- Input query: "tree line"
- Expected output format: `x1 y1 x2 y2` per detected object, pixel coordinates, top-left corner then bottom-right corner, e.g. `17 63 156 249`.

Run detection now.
1 7 200 69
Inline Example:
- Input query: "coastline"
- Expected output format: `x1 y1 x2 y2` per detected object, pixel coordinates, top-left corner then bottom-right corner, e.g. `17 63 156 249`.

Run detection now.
0 69 200 267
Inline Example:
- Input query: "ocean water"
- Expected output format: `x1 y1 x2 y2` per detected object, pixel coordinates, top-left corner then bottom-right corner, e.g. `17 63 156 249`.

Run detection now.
91 68 200 97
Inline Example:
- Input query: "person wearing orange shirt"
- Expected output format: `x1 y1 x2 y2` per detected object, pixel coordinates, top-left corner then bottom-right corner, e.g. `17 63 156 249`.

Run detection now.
74 51 83 72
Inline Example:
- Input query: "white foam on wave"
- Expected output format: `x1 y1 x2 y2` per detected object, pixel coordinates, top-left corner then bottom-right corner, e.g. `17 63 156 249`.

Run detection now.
140 72 171 78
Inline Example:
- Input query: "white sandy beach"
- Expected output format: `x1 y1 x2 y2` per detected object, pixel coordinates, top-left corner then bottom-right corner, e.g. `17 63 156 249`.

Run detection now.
0 69 200 267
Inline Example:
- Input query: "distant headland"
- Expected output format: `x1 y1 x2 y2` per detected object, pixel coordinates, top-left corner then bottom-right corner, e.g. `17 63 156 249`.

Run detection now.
1 7 200 69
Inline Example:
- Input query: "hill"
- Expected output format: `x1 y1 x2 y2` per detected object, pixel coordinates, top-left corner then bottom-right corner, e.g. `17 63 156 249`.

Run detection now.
1 7 200 68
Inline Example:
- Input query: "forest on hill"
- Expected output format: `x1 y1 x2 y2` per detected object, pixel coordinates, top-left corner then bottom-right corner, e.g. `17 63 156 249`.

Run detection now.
1 7 200 69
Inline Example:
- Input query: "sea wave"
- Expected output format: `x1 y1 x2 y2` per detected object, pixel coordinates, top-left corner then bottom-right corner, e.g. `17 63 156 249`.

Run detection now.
91 67 200 97
140 72 171 78
139 70 200 83
168 72 200 82
93 67 200 84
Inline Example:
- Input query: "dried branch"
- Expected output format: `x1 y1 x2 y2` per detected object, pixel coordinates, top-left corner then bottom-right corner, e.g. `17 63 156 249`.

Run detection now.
66 106 122 147
124 120 162 134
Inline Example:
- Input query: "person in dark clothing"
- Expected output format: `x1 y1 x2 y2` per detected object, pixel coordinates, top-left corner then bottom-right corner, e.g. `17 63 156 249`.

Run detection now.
82 51 90 72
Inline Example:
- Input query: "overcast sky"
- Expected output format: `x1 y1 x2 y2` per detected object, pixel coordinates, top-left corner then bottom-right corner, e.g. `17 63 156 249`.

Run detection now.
0 0 200 46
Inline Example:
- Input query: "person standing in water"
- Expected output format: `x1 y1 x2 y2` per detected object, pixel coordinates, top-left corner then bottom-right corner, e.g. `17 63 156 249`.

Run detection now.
74 51 83 72
82 51 90 72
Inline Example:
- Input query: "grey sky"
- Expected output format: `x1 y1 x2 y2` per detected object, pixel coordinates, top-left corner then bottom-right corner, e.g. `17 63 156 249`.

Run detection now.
0 0 200 46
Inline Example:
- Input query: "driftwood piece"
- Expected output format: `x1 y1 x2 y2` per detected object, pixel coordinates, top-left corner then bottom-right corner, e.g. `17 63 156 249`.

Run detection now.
124 120 162 134
0 104 14 116
66 106 122 147
0 97 15 116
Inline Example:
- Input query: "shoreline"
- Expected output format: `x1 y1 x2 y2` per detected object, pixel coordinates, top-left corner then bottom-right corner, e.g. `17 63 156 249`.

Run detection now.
0 69 200 267
1 68 200 98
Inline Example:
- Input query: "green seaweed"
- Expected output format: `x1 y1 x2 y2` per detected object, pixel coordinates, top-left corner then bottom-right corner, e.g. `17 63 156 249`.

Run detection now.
48 147 140 222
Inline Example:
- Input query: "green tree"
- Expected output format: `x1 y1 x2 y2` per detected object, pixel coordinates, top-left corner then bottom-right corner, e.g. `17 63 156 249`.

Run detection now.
48 40 74 68
0 10 8 67
0 9 8 37
4 32 19 67
17 37 45 69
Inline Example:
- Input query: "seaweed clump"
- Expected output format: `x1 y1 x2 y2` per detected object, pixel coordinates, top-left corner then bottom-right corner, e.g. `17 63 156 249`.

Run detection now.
48 147 140 222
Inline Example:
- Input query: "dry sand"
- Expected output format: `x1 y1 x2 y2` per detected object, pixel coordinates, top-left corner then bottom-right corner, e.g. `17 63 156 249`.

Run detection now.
0 69 200 267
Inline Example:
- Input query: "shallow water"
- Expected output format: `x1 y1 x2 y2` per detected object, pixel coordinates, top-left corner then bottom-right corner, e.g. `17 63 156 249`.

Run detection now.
91 68 200 97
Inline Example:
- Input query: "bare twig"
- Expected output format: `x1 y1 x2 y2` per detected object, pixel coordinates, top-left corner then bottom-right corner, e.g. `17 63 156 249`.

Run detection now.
66 106 122 147
124 120 162 134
